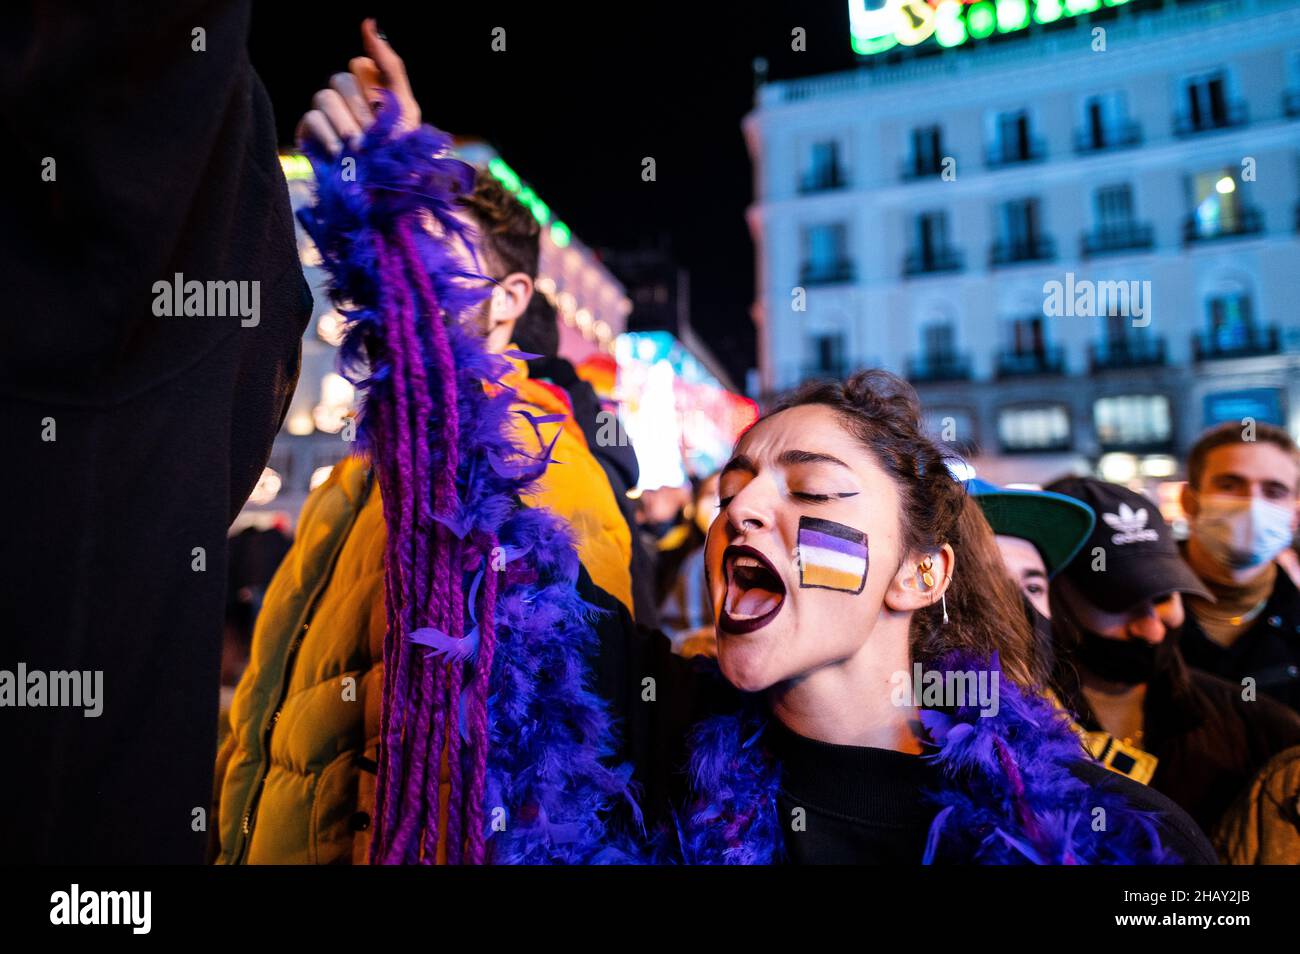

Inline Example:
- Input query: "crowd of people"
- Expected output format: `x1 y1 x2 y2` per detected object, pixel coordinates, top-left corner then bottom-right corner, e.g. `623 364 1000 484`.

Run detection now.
9 12 1300 867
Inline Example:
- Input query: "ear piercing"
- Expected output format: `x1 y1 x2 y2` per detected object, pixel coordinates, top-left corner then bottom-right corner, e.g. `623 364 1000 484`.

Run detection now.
919 555 949 625
919 555 936 589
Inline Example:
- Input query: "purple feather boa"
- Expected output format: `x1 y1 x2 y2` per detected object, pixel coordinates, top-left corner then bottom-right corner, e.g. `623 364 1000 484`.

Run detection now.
671 651 1180 865
915 651 1177 864
298 100 645 864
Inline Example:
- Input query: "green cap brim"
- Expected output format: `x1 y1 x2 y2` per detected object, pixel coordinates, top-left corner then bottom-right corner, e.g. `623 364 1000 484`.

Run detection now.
973 490 1096 578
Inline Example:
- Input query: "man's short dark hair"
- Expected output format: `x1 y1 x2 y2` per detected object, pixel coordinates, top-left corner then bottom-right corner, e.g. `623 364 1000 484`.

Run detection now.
457 169 540 281
512 289 560 358
1187 420 1299 489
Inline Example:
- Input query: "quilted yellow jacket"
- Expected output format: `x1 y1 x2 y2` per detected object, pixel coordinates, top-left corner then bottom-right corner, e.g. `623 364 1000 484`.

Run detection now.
213 362 633 864
1213 745 1300 864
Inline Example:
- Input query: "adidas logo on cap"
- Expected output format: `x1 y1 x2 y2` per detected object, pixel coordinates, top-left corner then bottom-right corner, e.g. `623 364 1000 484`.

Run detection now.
1102 503 1160 546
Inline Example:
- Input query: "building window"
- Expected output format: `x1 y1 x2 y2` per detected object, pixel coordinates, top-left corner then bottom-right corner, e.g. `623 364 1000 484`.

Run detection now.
1011 316 1045 354
800 223 853 285
1184 168 1260 241
1083 183 1154 257
923 322 956 361
905 211 962 274
992 198 1053 265
1191 291 1277 360
917 211 949 257
908 320 969 382
987 110 1043 166
1176 70 1246 134
804 332 847 381
997 316 1064 377
1094 395 1172 449
800 140 845 193
904 124 945 178
1077 91 1140 151
1207 292 1254 348
997 405 1071 453
1095 184 1134 227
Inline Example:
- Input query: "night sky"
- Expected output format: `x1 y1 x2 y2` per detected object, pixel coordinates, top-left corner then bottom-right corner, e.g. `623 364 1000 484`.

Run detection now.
249 2 860 386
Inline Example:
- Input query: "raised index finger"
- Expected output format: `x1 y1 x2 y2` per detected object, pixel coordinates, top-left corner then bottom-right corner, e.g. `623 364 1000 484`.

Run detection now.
361 18 411 96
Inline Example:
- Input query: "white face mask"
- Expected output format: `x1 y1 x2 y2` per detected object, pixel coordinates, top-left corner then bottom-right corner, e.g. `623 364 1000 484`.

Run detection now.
1191 494 1296 571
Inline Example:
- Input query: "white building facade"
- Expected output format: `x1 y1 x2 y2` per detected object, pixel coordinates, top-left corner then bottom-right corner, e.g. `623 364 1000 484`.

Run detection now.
744 0 1300 484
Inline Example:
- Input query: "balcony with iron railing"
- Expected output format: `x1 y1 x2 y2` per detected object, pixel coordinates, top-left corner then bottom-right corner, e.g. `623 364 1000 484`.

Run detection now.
903 246 964 277
799 259 856 287
1081 222 1155 258
1074 120 1143 154
996 346 1066 379
907 352 972 384
1182 206 1263 244
1173 101 1248 136
1089 336 1167 373
798 166 848 195
985 137 1046 168
990 235 1056 268
1192 325 1280 361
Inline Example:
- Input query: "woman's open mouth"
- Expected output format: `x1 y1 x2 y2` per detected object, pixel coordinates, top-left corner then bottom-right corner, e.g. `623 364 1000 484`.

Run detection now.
720 545 787 635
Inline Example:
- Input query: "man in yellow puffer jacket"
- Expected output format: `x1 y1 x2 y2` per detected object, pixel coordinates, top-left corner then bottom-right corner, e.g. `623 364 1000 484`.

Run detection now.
212 157 634 863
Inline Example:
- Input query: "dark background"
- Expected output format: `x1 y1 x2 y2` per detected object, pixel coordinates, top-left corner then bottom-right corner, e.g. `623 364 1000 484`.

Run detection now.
250 2 859 387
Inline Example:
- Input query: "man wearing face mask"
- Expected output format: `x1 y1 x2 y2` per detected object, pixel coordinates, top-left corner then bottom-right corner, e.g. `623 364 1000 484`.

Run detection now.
1045 476 1300 836
1178 423 1300 713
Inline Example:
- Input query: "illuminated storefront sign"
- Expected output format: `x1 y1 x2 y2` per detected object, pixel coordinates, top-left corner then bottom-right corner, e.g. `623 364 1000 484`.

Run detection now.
1203 388 1284 427
614 332 759 488
848 0 1132 56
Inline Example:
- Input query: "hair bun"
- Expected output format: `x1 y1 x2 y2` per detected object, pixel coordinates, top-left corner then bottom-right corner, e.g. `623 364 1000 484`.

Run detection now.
842 368 923 434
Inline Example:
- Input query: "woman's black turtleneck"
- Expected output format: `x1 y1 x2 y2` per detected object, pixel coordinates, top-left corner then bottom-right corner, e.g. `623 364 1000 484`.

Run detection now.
765 719 943 863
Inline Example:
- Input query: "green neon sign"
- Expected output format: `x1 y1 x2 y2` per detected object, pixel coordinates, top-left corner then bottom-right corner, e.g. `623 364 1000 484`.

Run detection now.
485 156 572 248
848 0 1130 56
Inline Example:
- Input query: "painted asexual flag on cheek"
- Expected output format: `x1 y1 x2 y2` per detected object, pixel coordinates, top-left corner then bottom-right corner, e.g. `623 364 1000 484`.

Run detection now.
798 516 869 593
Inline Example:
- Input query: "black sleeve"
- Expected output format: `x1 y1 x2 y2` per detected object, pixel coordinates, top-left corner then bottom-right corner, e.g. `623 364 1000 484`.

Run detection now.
0 1 310 863
1070 761 1219 864
1245 694 1300 764
576 564 733 828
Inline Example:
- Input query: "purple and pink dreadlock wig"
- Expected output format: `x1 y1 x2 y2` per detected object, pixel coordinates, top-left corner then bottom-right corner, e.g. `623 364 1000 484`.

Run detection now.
298 96 645 864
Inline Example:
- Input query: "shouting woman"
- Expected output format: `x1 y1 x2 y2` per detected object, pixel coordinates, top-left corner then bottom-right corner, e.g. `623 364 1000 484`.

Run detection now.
285 22 1214 865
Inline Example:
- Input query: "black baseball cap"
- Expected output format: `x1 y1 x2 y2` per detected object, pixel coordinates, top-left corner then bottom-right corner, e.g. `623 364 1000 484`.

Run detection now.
966 478 1095 578
1045 476 1213 614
